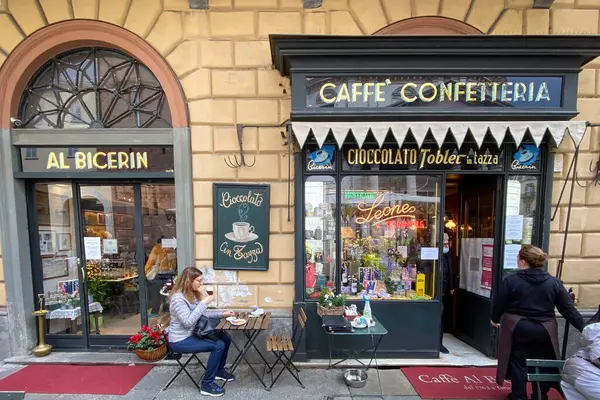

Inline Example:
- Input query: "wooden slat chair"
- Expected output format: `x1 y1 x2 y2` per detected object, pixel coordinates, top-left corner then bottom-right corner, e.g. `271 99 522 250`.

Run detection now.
265 308 307 391
160 313 208 391
526 359 565 400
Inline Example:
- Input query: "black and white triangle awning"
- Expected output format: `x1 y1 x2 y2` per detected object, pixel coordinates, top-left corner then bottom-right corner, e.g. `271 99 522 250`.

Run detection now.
291 121 588 149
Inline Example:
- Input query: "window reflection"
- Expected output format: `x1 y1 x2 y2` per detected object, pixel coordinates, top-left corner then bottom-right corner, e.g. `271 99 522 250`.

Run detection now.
304 176 337 299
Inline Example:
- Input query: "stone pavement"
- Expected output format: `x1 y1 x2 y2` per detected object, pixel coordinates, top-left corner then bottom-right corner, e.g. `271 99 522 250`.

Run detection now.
0 362 424 400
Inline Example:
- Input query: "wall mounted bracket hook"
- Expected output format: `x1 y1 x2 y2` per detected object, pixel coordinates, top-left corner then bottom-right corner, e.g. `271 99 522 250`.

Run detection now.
225 124 256 168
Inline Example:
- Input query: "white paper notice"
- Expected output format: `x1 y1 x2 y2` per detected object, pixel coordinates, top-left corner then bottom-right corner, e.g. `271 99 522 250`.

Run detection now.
504 244 522 269
505 215 524 240
103 239 118 255
397 245 408 258
162 238 177 249
84 237 102 260
506 180 521 216
420 247 438 260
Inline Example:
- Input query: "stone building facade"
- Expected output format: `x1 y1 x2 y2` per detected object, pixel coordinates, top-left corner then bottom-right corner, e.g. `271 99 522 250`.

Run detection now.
0 0 598 357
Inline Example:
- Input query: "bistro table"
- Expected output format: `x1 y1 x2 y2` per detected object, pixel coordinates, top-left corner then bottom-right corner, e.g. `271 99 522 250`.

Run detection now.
324 316 388 399
216 312 272 390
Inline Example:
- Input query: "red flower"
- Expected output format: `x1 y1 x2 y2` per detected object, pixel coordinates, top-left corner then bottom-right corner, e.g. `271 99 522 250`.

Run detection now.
141 326 151 333
129 334 143 344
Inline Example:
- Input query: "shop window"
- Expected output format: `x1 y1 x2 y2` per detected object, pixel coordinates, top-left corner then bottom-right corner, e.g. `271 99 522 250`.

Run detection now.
503 176 539 272
18 48 172 129
340 175 440 300
24 147 38 160
304 176 337 299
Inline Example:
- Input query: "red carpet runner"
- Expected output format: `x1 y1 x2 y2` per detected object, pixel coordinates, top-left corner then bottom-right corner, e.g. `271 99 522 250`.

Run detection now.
0 364 153 395
402 367 562 399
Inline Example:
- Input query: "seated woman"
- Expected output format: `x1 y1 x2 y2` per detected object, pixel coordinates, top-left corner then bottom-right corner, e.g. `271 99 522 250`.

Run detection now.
491 244 585 400
561 307 600 400
169 267 235 397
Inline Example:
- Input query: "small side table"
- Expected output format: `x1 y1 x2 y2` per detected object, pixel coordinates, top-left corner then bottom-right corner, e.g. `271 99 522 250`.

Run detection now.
324 316 388 399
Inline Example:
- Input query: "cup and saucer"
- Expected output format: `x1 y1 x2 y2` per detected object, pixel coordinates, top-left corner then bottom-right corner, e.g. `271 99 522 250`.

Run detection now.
225 222 258 243
351 316 368 329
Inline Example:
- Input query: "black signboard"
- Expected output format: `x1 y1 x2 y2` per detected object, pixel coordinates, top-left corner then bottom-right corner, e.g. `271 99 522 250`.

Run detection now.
213 183 270 271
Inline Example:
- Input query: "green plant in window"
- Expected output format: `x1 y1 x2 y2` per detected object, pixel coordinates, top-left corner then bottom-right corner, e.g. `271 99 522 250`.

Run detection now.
319 289 346 308
87 277 110 307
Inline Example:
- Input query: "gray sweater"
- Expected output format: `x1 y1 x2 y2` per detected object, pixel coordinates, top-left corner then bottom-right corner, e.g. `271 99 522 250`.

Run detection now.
168 292 222 343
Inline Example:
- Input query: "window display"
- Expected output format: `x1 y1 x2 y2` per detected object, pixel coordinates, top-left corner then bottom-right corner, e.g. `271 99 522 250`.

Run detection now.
339 175 440 300
304 176 336 299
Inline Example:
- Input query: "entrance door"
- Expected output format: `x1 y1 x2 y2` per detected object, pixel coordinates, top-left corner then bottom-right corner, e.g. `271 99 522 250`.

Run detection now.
30 182 176 348
452 175 503 357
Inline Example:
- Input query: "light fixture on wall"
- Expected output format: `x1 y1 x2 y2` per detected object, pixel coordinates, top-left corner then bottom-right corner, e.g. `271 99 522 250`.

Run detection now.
445 219 456 230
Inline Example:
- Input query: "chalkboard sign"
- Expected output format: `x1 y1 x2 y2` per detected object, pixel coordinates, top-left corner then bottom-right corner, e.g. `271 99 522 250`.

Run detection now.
213 183 270 271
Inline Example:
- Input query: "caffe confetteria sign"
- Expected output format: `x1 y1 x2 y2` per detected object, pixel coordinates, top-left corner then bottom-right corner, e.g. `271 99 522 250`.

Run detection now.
319 78 560 104
46 151 148 170
347 148 499 169
213 183 270 271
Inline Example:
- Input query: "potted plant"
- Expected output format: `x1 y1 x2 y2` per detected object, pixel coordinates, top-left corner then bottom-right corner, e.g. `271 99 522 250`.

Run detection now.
317 289 346 317
128 325 168 362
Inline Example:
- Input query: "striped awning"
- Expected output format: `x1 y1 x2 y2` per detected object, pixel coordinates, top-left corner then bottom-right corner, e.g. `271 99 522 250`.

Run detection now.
291 121 588 149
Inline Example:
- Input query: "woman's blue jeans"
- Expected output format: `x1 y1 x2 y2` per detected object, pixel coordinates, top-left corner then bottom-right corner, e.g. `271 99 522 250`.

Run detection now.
169 332 231 386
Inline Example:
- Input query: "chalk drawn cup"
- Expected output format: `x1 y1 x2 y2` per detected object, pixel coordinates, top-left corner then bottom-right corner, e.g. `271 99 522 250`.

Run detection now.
232 222 255 241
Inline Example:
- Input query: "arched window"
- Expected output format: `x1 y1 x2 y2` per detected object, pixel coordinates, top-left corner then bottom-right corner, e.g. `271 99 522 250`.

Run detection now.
18 48 172 129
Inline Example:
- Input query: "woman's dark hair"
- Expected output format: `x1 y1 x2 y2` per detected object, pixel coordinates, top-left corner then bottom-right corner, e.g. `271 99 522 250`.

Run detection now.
518 244 548 269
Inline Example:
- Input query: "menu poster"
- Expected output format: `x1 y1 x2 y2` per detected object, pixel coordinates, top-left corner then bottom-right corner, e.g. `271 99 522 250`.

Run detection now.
213 183 270 271
480 244 493 291
504 244 522 269
84 237 102 260
505 215 524 241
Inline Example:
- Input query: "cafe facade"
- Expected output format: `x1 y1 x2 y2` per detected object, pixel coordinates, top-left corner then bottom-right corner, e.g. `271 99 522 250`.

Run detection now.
0 0 599 360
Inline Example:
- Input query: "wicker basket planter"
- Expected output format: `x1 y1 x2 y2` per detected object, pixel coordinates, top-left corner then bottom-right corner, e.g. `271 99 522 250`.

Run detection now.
317 303 345 317
135 344 167 362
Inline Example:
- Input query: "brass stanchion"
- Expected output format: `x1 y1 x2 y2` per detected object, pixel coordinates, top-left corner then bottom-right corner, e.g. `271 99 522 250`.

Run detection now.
32 294 52 357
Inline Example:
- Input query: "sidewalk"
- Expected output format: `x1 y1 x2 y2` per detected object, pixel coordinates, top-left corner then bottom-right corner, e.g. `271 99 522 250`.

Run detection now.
0 362 423 400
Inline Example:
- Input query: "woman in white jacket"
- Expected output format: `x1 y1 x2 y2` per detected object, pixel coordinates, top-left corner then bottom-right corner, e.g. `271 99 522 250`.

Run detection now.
561 308 600 400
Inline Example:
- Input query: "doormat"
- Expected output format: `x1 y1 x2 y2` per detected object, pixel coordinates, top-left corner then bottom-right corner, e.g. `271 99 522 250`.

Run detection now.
401 367 562 399
0 364 153 395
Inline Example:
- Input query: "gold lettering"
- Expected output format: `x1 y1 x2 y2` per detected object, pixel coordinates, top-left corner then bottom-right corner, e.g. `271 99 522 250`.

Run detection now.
491 83 499 102
440 82 452 102
347 149 356 164
107 152 118 169
351 82 362 103
319 83 336 104
137 152 148 169
453 82 465 102
395 149 403 164
363 82 374 102
75 152 86 169
419 149 431 169
409 149 417 164
375 82 386 102
401 82 417 102
47 152 59 169
448 154 457 164
501 82 513 102
59 152 70 169
466 82 476 102
536 82 550 102
419 82 437 102
514 82 527 102
94 152 107 169
118 152 129 169
358 149 366 165
338 83 350 102
373 149 381 164
366 149 374 164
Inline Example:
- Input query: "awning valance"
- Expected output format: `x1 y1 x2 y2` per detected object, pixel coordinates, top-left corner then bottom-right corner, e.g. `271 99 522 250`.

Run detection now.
291 121 587 149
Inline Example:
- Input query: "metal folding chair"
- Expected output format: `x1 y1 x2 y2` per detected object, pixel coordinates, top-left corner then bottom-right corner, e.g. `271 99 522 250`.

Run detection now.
163 349 207 390
265 308 307 390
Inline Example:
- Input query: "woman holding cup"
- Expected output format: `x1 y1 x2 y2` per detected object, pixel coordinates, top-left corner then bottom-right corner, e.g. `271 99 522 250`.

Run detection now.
169 267 234 397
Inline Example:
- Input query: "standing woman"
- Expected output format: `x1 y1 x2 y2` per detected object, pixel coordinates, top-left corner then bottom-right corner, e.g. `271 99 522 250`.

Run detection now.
491 244 585 400
169 267 235 397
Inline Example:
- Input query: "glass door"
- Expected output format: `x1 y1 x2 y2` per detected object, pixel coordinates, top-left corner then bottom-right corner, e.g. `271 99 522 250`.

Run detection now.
79 185 142 343
30 182 86 348
31 181 176 348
